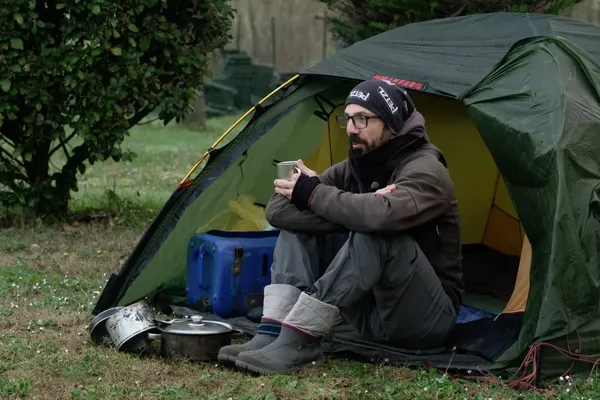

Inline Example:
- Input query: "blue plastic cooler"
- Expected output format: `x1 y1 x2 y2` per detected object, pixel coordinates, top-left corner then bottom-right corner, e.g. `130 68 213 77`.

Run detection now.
186 229 280 317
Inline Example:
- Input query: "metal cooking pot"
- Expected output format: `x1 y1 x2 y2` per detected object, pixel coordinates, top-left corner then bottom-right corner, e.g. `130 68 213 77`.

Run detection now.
88 306 125 344
105 301 157 352
147 315 236 361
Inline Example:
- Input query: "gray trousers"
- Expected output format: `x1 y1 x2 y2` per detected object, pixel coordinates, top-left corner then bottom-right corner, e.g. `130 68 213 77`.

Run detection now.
270 230 457 349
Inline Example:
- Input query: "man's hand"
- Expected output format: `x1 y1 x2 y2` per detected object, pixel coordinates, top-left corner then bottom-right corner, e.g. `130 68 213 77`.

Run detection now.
274 172 299 200
273 160 316 200
375 184 397 195
296 159 317 177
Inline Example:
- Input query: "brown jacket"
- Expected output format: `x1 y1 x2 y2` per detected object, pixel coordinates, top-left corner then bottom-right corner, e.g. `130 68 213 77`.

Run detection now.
265 111 464 310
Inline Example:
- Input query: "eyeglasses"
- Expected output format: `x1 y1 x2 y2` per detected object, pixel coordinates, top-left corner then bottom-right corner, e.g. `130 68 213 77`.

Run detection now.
335 114 381 129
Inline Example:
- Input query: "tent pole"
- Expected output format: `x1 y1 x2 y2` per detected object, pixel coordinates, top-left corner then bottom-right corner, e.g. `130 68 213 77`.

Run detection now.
179 74 301 184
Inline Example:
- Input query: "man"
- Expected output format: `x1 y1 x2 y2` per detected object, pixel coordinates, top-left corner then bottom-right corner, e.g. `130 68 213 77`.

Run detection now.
217 79 464 375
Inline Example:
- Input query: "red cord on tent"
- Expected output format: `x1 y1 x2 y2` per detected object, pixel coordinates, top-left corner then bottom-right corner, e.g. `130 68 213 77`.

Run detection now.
544 331 581 387
465 329 600 391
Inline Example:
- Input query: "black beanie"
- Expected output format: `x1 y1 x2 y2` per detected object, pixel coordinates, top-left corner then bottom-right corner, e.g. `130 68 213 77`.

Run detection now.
345 79 415 134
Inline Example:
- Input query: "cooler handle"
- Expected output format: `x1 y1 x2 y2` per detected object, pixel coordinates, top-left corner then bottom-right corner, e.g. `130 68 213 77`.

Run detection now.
195 244 210 291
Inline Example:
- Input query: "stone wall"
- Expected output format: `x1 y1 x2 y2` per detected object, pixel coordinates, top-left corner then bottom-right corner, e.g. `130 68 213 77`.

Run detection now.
561 0 600 25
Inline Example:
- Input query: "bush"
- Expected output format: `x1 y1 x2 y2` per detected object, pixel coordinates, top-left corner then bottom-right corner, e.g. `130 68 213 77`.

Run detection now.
0 0 233 217
320 0 583 46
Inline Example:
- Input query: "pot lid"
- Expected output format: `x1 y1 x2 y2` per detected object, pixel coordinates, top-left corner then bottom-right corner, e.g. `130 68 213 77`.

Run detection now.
162 315 233 335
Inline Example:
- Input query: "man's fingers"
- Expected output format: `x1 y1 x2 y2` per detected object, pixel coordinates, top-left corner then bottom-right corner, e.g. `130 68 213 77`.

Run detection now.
296 159 317 177
375 184 397 195
380 184 397 193
275 186 292 199
274 178 296 189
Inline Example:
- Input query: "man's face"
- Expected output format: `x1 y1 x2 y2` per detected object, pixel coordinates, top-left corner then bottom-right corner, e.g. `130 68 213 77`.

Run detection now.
344 104 391 155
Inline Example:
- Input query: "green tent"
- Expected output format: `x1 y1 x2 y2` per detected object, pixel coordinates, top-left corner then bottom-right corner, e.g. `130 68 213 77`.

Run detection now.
94 12 600 382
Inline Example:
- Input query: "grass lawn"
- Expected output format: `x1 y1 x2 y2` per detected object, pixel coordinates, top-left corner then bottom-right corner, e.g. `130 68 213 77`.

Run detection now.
0 116 595 399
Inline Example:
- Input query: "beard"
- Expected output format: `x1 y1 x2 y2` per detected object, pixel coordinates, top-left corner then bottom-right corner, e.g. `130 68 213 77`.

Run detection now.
349 136 380 156
349 136 371 156
349 129 394 156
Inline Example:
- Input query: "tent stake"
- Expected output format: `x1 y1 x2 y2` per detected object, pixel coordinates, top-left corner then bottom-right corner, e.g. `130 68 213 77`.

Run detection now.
534 345 544 388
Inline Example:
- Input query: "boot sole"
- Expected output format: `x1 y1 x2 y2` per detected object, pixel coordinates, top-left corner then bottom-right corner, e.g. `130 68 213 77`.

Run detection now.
235 358 325 375
217 353 239 367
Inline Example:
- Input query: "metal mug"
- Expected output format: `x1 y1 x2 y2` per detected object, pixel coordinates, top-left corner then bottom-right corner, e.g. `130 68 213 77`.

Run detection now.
105 301 157 352
88 306 125 345
277 161 300 180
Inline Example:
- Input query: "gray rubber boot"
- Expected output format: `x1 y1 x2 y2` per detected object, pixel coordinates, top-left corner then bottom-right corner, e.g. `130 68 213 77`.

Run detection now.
217 284 301 366
217 333 278 365
235 326 324 375
235 292 341 375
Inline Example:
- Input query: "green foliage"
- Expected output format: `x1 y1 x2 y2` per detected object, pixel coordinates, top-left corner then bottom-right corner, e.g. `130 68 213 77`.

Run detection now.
320 0 583 45
0 0 234 217
0 378 33 398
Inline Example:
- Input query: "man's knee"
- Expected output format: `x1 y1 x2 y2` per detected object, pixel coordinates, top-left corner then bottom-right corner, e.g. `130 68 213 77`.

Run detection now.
274 230 316 253
350 232 417 258
276 229 320 245
276 229 302 243
276 230 346 259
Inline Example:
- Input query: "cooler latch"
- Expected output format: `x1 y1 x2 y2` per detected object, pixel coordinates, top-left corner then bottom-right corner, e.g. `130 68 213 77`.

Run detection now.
233 246 243 276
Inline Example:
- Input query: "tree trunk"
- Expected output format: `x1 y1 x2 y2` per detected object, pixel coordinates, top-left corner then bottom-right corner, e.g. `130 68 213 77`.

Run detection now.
196 88 207 131
23 138 69 216
182 89 207 131
34 185 70 217
248 1 260 59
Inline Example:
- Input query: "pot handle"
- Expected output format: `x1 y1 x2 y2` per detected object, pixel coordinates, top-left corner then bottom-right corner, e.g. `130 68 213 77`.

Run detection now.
147 332 162 340
155 318 189 326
